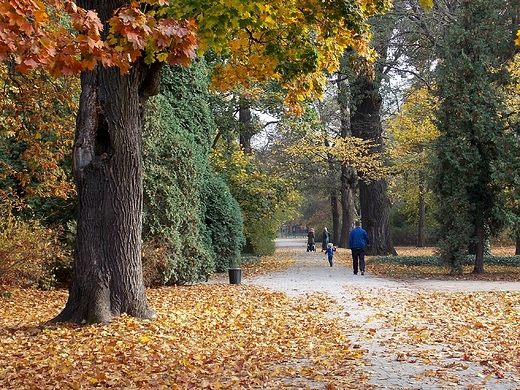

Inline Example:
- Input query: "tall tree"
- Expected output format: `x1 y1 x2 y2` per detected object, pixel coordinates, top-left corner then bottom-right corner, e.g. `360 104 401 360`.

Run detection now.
336 60 358 248
387 87 439 247
432 0 518 273
54 1 199 323
349 14 397 256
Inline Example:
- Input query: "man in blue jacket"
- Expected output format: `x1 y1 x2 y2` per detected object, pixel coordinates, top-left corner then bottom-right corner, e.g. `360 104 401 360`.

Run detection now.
348 220 370 275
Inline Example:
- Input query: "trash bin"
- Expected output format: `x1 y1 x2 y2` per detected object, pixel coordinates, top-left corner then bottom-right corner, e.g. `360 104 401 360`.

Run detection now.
228 268 242 284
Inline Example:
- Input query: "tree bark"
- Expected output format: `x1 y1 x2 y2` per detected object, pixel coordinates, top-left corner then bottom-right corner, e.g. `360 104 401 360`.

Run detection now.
337 69 357 248
53 1 157 324
331 193 340 246
339 165 357 248
417 183 426 247
473 219 485 274
358 179 396 255
238 98 255 154
351 75 396 256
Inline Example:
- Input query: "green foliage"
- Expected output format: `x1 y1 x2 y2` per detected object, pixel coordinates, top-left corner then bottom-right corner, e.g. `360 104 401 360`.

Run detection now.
142 61 217 285
389 206 436 246
431 0 517 271
211 143 301 255
371 254 520 267
242 212 283 255
200 174 245 271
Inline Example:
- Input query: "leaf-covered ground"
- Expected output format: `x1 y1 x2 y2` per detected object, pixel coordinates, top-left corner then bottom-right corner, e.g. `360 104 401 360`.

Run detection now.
2 245 520 389
0 271 369 388
348 286 520 388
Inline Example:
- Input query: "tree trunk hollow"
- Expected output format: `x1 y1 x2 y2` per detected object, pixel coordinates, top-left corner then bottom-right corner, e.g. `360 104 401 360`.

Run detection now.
53 65 156 324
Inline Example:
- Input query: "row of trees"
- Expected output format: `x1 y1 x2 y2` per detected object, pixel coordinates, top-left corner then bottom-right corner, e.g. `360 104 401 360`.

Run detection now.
370 0 520 271
2 0 519 324
0 0 397 324
253 0 520 275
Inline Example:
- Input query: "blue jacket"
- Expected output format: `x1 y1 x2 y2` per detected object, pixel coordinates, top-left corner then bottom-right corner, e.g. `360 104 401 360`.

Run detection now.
349 227 370 249
325 246 336 258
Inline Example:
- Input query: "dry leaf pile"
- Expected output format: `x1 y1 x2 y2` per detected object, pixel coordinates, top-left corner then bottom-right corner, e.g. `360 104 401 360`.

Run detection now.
240 248 297 277
348 286 520 387
209 248 297 283
1 285 370 389
3 244 520 389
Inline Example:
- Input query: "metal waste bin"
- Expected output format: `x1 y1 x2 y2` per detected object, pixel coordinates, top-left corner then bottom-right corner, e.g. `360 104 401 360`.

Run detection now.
228 268 242 284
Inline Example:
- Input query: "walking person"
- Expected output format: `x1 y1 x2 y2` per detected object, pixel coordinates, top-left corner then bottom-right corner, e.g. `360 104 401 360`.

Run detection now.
348 220 370 275
307 228 316 252
322 227 330 252
325 242 336 267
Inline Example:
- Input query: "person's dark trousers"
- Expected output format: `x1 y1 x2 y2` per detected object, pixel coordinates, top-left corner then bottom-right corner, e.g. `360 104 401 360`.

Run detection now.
351 247 365 274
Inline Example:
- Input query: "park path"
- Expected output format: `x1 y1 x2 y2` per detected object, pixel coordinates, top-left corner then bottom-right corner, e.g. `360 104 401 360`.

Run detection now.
243 238 520 390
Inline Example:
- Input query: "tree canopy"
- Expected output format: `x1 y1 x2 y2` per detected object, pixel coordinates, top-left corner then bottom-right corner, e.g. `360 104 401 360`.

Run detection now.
0 0 395 106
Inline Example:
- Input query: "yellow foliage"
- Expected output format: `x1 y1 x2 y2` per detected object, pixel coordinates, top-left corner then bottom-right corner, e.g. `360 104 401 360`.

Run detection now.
504 53 520 126
172 0 391 112
286 134 388 182
387 87 439 157
418 0 434 10
385 87 439 218
0 215 71 289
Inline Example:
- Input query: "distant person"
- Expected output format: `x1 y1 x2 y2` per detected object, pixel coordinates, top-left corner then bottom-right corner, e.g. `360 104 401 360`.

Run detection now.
307 228 316 252
322 227 330 252
348 220 370 275
325 242 337 267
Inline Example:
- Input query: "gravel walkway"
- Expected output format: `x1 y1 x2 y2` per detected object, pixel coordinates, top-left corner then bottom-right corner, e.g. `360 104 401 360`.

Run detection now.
244 238 520 390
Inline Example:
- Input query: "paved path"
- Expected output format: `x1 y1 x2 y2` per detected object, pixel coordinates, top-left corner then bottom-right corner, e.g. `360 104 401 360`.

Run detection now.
244 238 520 390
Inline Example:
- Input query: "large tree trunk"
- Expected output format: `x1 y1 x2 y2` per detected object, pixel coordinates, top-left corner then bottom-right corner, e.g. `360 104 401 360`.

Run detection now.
351 75 396 256
339 165 357 248
358 180 396 255
53 1 157 324
473 219 485 274
417 183 426 247
337 69 357 248
331 193 340 246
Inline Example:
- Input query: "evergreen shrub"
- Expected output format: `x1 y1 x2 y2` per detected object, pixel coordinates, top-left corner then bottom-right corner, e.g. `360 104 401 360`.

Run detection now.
371 254 520 267
142 61 247 283
201 174 245 271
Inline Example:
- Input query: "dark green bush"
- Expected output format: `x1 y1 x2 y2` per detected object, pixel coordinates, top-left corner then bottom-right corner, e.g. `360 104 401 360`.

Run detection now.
142 62 217 285
200 174 245 271
142 60 248 283
371 254 520 267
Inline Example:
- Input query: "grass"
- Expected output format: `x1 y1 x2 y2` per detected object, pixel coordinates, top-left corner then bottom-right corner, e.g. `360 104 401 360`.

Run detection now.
366 246 520 282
